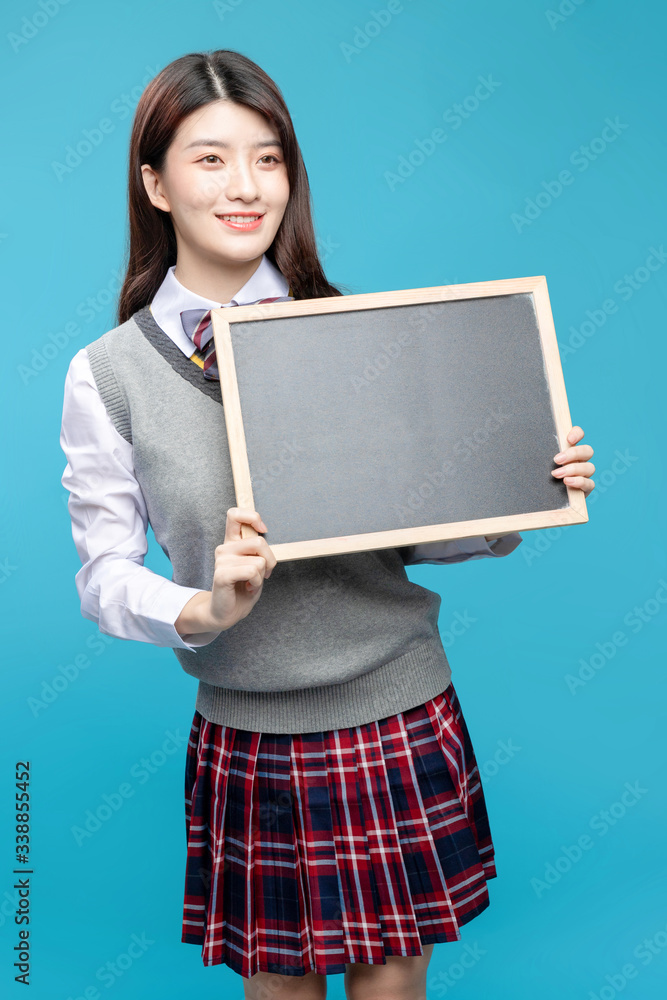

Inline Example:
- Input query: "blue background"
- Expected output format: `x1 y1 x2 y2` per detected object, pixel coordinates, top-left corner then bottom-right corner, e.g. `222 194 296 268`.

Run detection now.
2 0 666 997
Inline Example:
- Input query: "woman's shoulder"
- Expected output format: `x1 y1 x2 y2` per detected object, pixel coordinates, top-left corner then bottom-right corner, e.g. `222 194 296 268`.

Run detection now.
63 310 150 405
83 310 145 355
77 310 158 387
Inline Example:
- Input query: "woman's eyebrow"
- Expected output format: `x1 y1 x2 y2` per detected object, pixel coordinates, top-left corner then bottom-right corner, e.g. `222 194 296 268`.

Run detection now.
183 138 283 150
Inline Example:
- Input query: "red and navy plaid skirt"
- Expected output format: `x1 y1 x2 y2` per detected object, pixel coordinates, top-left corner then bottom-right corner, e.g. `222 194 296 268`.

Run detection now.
181 681 496 978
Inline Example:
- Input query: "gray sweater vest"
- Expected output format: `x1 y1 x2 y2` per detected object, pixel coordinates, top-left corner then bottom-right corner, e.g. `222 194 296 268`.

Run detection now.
85 306 452 733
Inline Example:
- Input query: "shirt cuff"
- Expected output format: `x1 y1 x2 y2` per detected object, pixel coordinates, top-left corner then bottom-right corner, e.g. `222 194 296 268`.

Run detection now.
483 531 524 557
401 532 523 565
148 585 222 650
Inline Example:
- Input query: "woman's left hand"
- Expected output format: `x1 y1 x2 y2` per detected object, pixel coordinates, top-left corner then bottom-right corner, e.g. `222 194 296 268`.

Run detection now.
551 425 596 495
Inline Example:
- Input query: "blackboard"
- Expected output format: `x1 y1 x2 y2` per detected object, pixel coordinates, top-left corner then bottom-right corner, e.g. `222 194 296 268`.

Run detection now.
211 276 587 561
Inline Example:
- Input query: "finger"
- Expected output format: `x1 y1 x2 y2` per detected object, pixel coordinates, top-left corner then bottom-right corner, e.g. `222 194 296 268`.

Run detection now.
562 475 595 494
551 461 595 478
224 507 268 542
221 554 269 576
554 426 585 458
217 536 276 561
215 539 277 576
213 559 266 591
553 443 594 464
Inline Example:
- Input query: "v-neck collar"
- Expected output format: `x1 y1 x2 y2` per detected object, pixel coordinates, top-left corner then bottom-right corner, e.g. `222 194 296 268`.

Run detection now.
131 305 223 405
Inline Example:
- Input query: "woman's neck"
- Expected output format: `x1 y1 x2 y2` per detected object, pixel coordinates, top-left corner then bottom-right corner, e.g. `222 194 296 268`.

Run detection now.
173 252 264 303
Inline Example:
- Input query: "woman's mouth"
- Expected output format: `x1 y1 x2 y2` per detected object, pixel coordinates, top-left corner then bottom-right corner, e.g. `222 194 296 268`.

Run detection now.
216 213 265 231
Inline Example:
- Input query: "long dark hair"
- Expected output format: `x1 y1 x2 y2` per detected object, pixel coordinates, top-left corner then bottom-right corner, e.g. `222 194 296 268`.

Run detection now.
117 50 345 324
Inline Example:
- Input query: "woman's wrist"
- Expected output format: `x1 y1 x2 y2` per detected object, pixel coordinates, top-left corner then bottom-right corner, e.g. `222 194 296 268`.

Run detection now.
174 590 222 638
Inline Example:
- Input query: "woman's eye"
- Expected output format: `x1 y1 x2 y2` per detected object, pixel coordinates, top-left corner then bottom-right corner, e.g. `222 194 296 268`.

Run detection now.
199 153 280 165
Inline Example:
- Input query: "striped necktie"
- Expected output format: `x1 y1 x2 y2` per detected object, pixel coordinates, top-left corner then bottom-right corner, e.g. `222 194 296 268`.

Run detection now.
180 294 293 381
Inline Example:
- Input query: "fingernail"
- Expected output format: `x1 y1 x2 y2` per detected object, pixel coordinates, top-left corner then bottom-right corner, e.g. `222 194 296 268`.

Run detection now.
554 452 565 461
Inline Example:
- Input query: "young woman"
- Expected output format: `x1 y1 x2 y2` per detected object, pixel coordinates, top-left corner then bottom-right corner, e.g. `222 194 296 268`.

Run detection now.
60 49 595 1000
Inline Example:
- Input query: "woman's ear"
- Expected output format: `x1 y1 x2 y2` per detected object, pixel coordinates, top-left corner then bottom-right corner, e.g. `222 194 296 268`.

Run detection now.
141 164 170 213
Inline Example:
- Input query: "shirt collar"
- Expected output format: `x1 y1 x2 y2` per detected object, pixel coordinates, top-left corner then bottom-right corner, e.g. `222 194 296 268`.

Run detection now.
149 254 290 358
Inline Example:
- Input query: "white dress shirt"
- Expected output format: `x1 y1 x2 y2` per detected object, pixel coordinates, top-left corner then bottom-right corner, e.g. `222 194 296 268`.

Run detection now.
60 254 522 651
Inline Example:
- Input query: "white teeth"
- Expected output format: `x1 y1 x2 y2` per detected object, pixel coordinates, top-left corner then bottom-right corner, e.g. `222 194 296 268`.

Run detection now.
220 215 261 222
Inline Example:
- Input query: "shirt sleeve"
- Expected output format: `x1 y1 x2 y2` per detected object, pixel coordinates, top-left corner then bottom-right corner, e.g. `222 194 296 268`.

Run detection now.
59 348 222 650
398 532 523 566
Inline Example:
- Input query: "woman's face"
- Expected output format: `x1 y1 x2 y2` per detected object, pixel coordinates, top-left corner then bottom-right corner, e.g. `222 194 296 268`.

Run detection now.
141 99 290 269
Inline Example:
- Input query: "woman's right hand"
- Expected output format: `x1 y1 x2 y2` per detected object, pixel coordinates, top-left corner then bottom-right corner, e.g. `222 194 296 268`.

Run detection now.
207 507 277 631
174 507 277 639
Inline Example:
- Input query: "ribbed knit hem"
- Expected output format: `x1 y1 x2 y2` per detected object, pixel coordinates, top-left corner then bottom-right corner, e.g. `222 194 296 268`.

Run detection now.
194 635 452 734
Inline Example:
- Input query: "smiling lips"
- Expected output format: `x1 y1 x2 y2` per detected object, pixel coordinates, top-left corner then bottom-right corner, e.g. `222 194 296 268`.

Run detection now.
216 212 265 231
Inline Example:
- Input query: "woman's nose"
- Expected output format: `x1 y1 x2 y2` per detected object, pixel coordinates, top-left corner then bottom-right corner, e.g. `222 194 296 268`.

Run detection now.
223 162 261 202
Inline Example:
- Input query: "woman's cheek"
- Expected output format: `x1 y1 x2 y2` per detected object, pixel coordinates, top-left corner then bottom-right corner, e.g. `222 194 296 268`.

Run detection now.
185 172 224 210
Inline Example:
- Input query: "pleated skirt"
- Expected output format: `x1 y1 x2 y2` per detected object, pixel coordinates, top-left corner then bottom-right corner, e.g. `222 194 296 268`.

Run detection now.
181 680 496 978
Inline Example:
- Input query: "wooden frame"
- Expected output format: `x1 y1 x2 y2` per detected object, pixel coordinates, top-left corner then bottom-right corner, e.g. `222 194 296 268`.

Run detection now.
211 275 587 561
